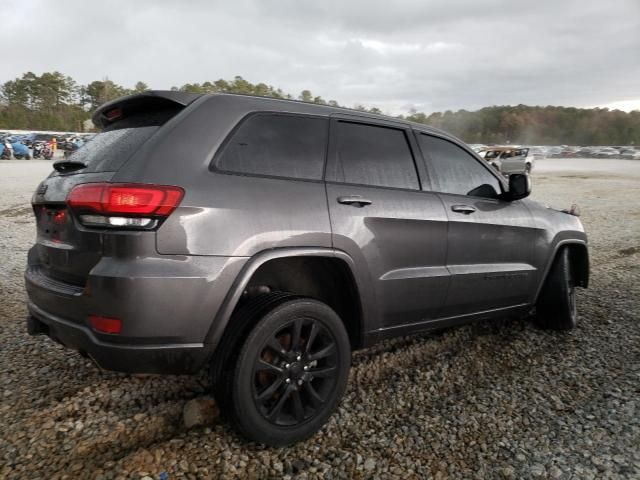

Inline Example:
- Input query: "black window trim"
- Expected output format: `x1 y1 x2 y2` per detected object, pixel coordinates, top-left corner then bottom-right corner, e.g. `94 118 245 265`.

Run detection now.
413 130 507 198
325 117 424 192
210 110 330 184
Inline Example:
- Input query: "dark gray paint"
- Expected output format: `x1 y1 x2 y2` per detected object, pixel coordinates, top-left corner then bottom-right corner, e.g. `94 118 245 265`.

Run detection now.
25 92 589 374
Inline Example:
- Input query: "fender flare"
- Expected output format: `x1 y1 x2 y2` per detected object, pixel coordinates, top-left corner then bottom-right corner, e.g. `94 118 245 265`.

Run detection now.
203 247 377 353
533 239 589 303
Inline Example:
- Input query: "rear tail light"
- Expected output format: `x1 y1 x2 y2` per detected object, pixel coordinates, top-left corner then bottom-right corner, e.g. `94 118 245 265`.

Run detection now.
89 315 122 334
67 183 184 229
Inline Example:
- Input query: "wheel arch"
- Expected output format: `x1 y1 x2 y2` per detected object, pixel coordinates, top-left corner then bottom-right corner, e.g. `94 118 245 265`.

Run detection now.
534 240 589 303
205 248 370 357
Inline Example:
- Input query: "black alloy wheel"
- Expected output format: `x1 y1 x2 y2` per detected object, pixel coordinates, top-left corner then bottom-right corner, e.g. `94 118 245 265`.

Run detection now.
228 297 351 446
251 315 339 426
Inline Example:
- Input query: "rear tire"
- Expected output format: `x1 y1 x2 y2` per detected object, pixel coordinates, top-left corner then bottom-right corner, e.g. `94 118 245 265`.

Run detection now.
219 296 351 446
534 248 577 330
211 292 297 414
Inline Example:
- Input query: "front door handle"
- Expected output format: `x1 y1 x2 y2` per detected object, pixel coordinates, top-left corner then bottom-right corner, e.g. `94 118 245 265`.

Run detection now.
451 204 476 214
337 195 372 207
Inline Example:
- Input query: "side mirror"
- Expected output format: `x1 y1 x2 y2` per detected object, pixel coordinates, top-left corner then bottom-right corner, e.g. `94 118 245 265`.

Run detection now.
505 173 531 200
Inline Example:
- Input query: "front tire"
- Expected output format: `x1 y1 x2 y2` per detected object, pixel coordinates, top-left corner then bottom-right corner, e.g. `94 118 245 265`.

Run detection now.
534 248 577 330
229 298 351 446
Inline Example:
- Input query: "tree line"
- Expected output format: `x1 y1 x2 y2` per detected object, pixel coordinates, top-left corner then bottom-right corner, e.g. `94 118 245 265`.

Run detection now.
1 71 638 145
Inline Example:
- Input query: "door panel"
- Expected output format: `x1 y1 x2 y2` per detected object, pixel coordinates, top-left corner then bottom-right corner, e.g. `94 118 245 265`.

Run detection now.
327 183 449 327
326 117 450 330
438 194 537 317
501 156 522 174
414 132 537 318
500 148 528 174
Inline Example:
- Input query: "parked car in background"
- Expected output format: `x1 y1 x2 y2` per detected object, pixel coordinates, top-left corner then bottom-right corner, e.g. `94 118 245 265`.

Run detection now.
62 136 87 158
593 147 620 159
560 147 580 157
11 139 31 159
32 141 54 160
618 148 639 159
21 135 34 148
30 133 55 144
469 144 487 153
575 147 596 157
0 137 13 159
546 147 560 157
528 147 546 160
481 146 533 174
25 91 589 446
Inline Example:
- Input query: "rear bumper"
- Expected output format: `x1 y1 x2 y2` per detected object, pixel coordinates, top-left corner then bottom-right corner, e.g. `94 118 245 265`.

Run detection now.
24 250 248 374
27 303 208 374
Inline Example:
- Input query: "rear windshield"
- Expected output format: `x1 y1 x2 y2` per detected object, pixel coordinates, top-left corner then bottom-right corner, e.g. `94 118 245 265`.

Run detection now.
62 126 159 173
60 107 180 173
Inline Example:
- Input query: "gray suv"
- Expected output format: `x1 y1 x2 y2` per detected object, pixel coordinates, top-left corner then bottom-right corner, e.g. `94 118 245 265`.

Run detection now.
25 91 589 446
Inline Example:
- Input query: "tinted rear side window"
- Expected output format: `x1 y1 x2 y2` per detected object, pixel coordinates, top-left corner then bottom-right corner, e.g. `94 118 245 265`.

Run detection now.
216 113 328 180
331 121 419 190
418 134 501 197
62 108 180 173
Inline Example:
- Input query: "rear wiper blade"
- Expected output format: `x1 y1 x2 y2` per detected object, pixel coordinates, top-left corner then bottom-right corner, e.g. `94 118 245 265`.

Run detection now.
52 160 87 173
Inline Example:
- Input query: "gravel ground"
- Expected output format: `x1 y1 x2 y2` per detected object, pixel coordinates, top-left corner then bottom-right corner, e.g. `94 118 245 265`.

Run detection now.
1 158 639 480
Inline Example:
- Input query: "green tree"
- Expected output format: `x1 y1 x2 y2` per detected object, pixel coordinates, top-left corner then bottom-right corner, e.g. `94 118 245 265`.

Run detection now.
298 90 313 103
82 79 130 110
133 81 149 93
37 71 78 109
1 71 640 143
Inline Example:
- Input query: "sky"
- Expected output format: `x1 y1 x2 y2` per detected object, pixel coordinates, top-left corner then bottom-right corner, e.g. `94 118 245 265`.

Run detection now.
3 0 640 115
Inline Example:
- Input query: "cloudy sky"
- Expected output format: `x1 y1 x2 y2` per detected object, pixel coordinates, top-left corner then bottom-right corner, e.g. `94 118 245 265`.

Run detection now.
4 0 640 114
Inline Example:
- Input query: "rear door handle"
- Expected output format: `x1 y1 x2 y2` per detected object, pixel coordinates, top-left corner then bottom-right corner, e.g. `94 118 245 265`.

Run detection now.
337 195 372 207
451 204 476 214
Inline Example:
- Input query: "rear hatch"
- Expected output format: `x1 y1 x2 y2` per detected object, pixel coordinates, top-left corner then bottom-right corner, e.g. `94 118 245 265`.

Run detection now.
30 92 199 287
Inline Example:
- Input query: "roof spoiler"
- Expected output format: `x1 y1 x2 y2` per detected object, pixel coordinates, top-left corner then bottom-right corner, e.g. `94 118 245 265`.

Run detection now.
92 90 202 129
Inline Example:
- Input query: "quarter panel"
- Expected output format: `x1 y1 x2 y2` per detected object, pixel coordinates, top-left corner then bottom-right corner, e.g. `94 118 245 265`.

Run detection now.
156 173 332 256
109 95 333 257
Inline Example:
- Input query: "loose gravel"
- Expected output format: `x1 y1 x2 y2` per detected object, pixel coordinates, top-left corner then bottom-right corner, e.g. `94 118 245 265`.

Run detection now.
1 159 639 479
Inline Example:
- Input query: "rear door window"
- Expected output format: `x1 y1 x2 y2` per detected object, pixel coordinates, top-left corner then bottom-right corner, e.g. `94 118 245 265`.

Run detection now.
215 113 328 180
329 121 419 190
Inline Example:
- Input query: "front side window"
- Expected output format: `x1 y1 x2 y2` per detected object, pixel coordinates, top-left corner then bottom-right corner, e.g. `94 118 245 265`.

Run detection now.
418 134 501 198
331 121 419 190
216 113 328 180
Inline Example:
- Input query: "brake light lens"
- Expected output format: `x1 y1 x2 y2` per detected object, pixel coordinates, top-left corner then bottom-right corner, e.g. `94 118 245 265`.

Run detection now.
104 107 122 121
67 183 184 228
68 183 184 215
89 315 122 334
